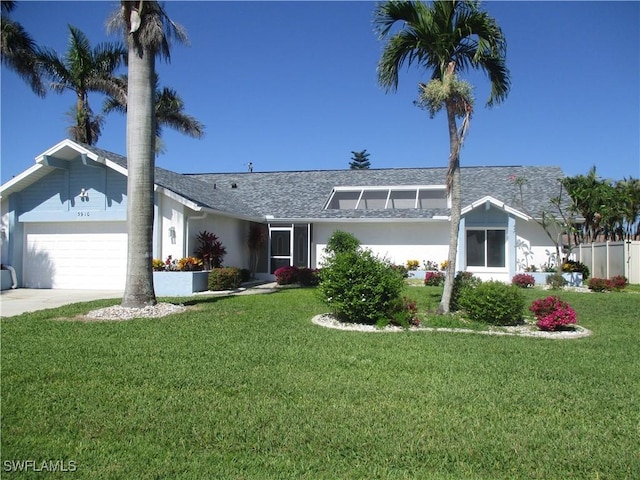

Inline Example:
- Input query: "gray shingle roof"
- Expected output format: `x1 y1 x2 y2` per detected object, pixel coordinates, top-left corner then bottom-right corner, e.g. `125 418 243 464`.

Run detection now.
189 165 565 220
83 143 564 221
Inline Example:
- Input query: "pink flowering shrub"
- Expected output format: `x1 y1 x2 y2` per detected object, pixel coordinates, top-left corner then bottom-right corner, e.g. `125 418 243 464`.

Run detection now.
529 296 577 331
424 271 445 286
274 266 299 285
512 273 535 288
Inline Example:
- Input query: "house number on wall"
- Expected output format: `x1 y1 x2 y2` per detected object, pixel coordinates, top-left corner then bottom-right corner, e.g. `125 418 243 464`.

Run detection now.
77 212 90 217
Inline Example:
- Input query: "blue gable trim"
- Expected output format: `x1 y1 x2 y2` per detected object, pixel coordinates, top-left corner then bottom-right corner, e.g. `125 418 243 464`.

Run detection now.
14 154 127 222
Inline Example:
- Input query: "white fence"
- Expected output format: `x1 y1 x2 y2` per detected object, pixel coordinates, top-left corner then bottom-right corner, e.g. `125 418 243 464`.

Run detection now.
576 241 640 284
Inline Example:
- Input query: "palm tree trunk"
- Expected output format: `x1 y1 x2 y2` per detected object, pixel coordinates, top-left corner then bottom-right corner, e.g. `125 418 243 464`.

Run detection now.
438 101 462 314
121 35 157 308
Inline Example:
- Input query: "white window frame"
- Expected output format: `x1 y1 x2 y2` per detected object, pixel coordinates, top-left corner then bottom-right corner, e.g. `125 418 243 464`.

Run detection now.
465 228 508 271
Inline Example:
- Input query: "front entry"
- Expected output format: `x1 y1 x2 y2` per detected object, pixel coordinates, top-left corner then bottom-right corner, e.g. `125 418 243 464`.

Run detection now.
268 224 311 273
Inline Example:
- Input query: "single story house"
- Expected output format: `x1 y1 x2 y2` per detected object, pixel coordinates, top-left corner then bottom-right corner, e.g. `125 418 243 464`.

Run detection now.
1 139 566 290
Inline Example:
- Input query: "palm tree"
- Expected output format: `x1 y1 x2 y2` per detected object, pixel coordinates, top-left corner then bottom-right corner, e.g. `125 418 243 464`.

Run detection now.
103 74 204 154
1 1 45 96
375 0 510 313
108 1 188 308
37 25 125 145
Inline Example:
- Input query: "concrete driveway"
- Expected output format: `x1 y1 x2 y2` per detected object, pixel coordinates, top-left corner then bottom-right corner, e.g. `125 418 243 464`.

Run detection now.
0 289 123 318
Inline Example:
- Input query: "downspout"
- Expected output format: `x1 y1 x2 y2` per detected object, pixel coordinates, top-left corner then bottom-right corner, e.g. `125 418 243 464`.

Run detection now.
185 212 208 258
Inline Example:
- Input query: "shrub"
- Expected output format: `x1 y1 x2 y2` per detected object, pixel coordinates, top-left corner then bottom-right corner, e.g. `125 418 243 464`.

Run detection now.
546 272 567 290
457 281 525 325
391 264 409 278
529 296 577 331
239 268 252 283
387 296 420 328
450 271 482 312
208 267 241 291
423 260 439 271
424 271 445 286
325 230 360 256
177 257 204 271
274 266 299 285
406 259 420 271
587 277 610 292
561 260 590 280
512 273 535 288
588 276 628 292
152 258 166 271
318 249 405 325
297 267 320 287
609 275 627 291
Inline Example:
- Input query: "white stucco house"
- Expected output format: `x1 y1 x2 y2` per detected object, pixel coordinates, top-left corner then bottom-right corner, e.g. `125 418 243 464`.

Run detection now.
1 139 566 290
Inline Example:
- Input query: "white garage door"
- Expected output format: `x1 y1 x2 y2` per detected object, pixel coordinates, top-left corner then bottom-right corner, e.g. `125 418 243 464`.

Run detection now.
24 222 127 290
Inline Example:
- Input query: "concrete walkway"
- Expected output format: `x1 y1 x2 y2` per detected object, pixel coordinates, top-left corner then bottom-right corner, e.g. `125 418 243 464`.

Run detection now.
0 283 279 318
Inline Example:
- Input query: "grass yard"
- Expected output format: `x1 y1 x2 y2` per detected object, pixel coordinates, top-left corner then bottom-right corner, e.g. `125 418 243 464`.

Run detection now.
1 286 639 479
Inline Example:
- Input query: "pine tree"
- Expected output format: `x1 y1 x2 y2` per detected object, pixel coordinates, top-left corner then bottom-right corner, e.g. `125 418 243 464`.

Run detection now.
349 149 371 169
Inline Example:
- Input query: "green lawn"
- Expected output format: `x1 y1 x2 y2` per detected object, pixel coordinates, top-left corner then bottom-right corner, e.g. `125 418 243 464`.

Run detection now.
2 286 639 479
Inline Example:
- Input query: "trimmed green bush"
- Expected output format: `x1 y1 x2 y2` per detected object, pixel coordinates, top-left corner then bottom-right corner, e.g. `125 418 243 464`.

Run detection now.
458 280 525 325
318 249 406 325
450 271 482 311
208 267 241 291
325 230 361 255
546 272 567 290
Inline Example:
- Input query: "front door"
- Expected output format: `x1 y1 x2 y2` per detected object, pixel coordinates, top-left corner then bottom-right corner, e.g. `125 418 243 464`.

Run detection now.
269 224 311 273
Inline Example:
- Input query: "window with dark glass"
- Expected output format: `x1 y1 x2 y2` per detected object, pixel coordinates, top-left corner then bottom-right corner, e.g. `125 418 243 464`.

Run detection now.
466 229 505 268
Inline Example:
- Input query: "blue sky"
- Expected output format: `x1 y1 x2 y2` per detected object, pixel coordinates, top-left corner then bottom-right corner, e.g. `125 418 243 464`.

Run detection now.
2 1 639 185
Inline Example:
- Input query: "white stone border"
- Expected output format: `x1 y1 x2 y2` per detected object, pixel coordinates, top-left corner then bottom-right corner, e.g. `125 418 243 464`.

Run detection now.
311 314 592 339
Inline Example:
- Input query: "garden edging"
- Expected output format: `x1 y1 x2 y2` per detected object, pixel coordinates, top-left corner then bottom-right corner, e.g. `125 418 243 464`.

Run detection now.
311 314 591 339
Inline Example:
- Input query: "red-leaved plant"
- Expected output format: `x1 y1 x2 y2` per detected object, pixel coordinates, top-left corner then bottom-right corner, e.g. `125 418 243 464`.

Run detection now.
512 273 535 288
424 271 445 286
529 296 577 331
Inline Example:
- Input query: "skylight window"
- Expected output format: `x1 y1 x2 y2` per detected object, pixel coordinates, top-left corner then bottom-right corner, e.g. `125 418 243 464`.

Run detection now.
325 186 448 210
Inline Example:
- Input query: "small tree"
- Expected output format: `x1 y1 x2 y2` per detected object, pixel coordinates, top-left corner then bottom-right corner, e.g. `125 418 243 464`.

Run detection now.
349 149 371 170
512 175 577 269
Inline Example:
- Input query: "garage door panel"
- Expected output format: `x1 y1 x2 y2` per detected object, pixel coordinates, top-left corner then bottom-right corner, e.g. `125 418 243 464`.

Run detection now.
24 223 127 290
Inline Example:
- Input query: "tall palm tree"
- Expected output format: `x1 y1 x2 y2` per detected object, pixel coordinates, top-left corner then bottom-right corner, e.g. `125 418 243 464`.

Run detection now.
375 0 510 313
1 1 45 96
108 1 188 308
37 25 125 145
103 74 205 154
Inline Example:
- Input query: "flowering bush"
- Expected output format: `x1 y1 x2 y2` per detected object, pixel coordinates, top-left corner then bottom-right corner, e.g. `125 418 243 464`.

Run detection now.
406 259 420 271
274 266 299 285
424 271 445 286
512 273 535 288
440 260 449 271
423 260 439 271
529 296 577 331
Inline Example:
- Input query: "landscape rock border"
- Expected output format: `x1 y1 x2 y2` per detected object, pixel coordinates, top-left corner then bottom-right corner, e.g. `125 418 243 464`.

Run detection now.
312 314 592 339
